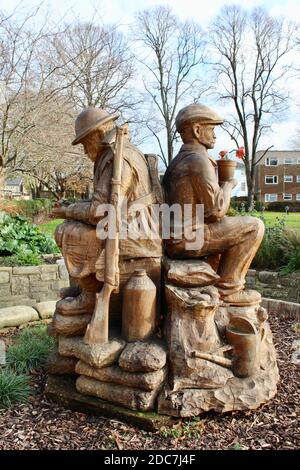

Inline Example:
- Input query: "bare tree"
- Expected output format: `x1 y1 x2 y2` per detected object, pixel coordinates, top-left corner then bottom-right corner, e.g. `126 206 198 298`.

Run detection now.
133 6 206 166
14 95 93 199
209 5 296 208
0 6 135 194
51 20 135 114
0 4 69 191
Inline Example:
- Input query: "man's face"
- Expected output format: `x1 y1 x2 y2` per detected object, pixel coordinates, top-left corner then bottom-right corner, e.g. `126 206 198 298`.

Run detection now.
81 131 100 162
197 124 216 149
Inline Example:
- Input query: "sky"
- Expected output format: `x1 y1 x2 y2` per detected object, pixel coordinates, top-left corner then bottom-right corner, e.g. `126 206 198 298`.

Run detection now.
2 0 300 25
1 0 300 156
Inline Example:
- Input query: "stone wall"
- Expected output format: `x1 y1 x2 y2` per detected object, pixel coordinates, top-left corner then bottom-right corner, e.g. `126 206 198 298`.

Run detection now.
246 269 300 303
0 262 299 310
0 259 69 308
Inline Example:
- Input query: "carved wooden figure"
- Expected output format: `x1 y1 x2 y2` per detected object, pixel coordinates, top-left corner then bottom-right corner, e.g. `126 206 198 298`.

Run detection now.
46 103 279 422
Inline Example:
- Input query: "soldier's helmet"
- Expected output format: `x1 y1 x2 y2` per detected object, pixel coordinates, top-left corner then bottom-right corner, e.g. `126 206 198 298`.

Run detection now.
72 107 119 145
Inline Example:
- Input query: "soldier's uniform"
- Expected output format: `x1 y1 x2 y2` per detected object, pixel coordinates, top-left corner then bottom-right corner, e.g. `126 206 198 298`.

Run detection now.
163 132 264 304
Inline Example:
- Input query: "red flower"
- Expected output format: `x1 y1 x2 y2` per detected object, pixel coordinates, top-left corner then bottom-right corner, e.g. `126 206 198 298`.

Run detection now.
219 150 228 159
235 147 245 158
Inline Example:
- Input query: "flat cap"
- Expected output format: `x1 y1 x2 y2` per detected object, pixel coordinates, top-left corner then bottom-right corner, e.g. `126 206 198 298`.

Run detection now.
175 103 224 132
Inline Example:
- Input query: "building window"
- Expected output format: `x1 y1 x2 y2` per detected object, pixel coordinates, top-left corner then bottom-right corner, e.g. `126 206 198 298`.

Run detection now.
297 159 300 165
240 182 246 192
297 176 300 183
265 157 278 166
265 175 278 184
283 193 293 201
296 194 300 201
265 194 278 202
284 175 293 183
284 158 294 165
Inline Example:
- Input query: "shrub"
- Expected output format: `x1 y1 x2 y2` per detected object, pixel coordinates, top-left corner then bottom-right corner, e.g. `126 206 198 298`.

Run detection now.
253 216 293 270
281 247 300 274
0 198 54 219
227 206 239 217
0 250 42 267
0 368 31 408
0 213 59 260
267 201 300 212
6 325 55 373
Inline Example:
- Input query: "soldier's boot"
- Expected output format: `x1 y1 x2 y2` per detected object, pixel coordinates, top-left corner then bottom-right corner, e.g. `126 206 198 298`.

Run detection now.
56 275 101 315
59 285 81 299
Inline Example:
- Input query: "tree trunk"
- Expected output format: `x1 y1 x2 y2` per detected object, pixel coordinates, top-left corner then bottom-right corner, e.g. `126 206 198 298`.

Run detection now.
0 167 5 194
247 187 255 211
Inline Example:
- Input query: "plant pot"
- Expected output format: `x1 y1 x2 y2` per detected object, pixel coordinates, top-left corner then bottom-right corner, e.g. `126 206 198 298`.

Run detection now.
217 159 237 184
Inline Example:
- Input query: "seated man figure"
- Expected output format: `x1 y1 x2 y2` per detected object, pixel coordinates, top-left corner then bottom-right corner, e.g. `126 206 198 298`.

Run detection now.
163 103 264 306
54 107 162 315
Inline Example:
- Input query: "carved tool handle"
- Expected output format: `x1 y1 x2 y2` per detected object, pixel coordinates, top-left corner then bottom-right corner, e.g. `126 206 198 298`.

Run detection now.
84 126 126 345
190 351 232 368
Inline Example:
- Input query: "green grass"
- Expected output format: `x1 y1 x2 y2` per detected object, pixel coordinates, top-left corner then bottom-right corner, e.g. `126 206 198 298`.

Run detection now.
261 212 300 230
0 368 31 408
6 325 55 373
39 219 63 237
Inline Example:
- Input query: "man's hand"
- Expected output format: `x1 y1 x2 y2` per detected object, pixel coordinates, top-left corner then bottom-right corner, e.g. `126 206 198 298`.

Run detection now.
52 200 70 219
221 178 238 189
228 178 238 188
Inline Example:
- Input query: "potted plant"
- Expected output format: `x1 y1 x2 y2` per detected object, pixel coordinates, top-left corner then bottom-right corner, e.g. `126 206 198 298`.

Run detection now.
217 147 245 184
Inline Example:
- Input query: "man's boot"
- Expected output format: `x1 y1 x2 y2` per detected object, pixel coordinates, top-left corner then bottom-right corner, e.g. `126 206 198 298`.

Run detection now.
56 275 101 315
220 289 261 306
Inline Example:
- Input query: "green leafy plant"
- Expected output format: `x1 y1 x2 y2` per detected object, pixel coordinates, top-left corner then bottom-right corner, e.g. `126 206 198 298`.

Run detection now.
0 214 59 262
292 323 300 334
229 442 245 450
0 368 31 408
6 325 55 373
0 250 42 267
253 216 293 270
160 418 204 439
281 247 300 274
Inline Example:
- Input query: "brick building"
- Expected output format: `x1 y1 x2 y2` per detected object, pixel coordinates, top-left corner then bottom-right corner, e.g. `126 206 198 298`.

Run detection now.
255 150 300 203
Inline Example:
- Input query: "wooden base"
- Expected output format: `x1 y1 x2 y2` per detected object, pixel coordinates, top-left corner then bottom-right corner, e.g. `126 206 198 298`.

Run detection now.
45 375 175 432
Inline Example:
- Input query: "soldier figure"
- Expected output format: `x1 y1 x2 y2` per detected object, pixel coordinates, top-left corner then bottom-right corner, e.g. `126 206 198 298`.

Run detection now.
53 108 162 315
163 103 264 306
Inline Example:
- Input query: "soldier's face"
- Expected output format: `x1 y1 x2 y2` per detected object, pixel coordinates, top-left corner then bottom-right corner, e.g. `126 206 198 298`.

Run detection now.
197 124 216 149
81 132 100 162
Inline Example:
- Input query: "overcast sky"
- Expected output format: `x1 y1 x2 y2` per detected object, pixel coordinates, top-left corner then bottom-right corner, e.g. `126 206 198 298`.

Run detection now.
1 0 300 156
2 0 300 25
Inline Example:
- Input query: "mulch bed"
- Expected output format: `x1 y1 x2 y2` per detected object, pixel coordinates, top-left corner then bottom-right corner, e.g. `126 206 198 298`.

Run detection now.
0 315 299 450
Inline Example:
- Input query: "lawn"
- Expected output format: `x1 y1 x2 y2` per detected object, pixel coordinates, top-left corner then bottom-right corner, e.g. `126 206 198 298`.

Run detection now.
260 212 300 230
39 219 64 237
38 213 300 240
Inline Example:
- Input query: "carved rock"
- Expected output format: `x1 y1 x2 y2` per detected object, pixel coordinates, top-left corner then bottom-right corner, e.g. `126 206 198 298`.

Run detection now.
158 356 279 417
58 336 126 368
163 257 220 287
159 302 279 416
118 340 167 373
76 375 159 411
75 361 167 391
47 320 58 338
164 284 233 390
46 346 77 375
52 312 91 336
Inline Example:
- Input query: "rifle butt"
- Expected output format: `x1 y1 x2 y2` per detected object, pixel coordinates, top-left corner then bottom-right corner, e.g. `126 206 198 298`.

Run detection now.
83 284 114 345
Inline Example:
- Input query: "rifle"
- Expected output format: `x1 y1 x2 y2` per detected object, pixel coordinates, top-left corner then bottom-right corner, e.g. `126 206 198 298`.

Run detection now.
84 125 126 345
